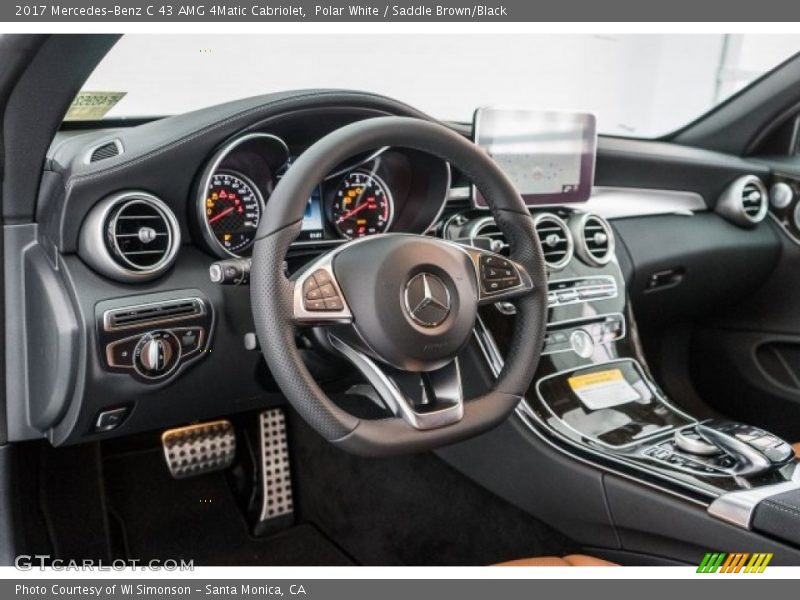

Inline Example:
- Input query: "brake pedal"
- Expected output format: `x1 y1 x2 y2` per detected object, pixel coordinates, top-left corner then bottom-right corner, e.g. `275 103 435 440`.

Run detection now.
161 420 236 479
254 409 294 534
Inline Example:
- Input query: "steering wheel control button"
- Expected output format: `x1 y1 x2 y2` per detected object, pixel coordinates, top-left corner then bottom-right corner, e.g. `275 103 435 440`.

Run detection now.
93 407 130 433
133 330 181 379
302 269 344 312
479 255 521 295
318 283 337 298
324 297 344 310
404 272 452 328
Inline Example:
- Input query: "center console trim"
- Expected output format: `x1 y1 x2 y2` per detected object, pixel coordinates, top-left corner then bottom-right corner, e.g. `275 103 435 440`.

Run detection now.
534 357 697 451
707 467 800 529
472 316 713 503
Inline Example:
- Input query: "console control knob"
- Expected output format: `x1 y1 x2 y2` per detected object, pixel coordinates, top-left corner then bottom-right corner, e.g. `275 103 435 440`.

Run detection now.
674 428 721 456
134 331 180 378
570 329 595 358
770 182 793 210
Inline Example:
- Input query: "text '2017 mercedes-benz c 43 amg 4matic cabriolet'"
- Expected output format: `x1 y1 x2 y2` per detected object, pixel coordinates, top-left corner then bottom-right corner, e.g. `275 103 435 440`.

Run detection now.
2 33 800 567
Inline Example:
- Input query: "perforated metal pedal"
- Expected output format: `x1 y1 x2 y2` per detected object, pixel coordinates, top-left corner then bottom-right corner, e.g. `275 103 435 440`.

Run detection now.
161 420 236 479
258 409 294 523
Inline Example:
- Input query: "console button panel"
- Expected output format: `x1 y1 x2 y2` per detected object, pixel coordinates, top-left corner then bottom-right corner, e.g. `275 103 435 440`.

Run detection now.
547 276 617 308
543 313 625 355
642 439 739 476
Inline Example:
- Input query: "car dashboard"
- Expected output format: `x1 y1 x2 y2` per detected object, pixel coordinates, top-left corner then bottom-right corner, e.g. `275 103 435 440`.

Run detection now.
6 89 784 465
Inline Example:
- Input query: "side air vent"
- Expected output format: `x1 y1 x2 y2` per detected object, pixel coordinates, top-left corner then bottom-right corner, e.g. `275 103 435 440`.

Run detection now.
79 191 181 283
465 216 509 256
88 139 123 163
573 213 615 266
534 213 574 270
104 298 205 331
716 175 768 228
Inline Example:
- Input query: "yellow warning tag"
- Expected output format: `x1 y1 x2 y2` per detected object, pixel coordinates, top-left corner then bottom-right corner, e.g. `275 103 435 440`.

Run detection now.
568 369 625 390
567 368 641 410
64 91 127 121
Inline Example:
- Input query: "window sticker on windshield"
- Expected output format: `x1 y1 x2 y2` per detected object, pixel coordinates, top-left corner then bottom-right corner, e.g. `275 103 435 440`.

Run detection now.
568 369 641 411
64 91 127 121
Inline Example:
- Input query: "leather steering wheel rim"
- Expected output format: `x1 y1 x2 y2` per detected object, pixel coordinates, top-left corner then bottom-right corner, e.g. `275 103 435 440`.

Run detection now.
250 116 548 456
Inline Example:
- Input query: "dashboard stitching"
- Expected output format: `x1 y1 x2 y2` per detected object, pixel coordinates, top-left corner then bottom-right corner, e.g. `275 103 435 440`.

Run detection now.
63 91 432 195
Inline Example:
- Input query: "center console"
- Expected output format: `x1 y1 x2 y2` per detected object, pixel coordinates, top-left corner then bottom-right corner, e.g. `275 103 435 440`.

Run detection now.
446 203 800 551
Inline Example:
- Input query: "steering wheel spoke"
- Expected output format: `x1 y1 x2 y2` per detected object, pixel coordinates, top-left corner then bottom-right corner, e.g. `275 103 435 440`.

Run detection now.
292 252 353 325
457 245 535 306
329 334 464 431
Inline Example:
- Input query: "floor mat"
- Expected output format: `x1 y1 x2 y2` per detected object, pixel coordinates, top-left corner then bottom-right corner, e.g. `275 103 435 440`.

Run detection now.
288 412 577 566
103 447 352 566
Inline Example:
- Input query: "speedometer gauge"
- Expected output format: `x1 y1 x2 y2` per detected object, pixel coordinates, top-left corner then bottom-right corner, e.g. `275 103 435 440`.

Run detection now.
203 171 263 255
331 171 394 239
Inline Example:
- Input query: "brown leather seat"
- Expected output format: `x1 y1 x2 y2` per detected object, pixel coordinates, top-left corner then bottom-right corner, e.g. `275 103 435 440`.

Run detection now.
496 554 616 567
794 442 800 458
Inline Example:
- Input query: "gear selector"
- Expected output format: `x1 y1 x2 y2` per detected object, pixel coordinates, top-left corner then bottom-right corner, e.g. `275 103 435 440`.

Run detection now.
674 420 795 477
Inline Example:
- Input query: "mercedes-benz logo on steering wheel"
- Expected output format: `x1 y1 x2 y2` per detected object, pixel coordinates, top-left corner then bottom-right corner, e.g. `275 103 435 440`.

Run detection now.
404 272 451 328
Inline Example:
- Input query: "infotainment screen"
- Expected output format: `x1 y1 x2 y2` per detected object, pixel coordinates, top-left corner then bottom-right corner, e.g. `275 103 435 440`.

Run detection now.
472 107 597 208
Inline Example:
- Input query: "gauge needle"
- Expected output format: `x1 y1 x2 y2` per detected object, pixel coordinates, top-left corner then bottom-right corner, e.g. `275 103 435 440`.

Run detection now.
336 199 372 223
208 206 235 224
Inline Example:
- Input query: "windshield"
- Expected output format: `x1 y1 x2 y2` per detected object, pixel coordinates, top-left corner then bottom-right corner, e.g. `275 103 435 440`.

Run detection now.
75 33 800 137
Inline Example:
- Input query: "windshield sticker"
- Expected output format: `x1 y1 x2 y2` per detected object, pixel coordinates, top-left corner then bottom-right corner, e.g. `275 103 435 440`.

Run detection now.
64 91 126 121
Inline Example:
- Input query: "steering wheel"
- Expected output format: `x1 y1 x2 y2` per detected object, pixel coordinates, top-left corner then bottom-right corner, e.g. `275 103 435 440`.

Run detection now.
250 117 548 456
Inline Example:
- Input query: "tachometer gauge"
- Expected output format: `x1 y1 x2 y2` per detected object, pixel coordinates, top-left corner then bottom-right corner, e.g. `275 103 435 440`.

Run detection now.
331 171 394 239
203 171 263 256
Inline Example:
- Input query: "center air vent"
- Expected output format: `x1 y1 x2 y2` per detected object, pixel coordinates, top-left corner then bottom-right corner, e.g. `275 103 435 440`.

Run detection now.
534 213 574 270
716 175 768 228
79 191 181 283
573 214 615 266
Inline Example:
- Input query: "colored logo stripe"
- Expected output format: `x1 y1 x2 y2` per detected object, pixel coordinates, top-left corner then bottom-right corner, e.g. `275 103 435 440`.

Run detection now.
697 552 772 573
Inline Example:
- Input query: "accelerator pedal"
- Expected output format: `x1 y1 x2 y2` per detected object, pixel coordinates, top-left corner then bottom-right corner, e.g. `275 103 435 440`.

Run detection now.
254 408 295 535
161 420 236 479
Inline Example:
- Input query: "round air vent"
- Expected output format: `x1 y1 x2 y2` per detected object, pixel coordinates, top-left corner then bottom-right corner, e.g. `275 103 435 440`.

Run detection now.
716 175 768 228
79 191 181 282
533 213 574 270
573 213 615 266
464 216 509 256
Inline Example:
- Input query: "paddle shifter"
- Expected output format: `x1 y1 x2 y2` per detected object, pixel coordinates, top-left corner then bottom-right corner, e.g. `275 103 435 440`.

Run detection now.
674 420 795 477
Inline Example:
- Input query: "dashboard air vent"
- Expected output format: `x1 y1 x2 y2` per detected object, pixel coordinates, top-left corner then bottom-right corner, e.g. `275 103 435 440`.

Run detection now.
716 175 768 228
88 139 122 163
104 298 205 331
742 181 766 219
534 213 573 270
575 214 615 266
79 191 181 283
109 199 173 270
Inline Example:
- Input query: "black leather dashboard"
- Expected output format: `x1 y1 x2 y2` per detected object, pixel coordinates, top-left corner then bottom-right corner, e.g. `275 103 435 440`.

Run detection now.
3 89 785 447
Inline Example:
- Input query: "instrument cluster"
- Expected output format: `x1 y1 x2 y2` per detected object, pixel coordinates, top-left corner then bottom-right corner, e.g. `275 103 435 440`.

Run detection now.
195 132 450 258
